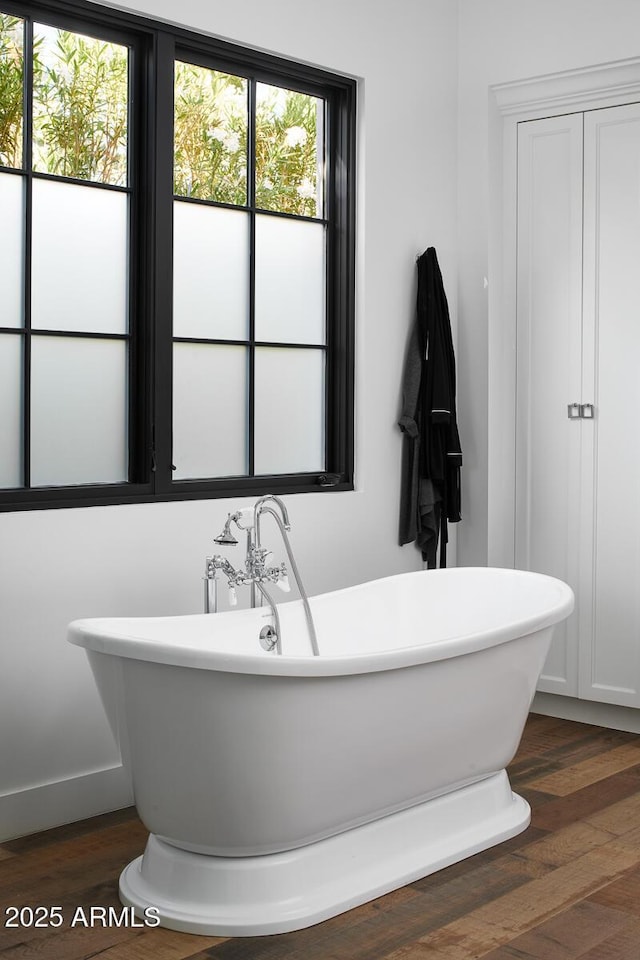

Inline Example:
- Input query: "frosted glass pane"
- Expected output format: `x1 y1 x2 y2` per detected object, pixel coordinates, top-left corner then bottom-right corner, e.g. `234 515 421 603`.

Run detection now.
173 202 249 339
254 348 324 474
255 215 325 344
0 173 24 328
0 335 23 488
31 337 127 486
31 179 128 334
173 343 247 479
32 25 128 186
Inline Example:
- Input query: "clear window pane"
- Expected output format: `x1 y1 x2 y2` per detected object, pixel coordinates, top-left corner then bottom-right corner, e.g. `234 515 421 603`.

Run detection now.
255 215 325 344
254 347 324 474
0 14 24 169
174 61 247 204
173 343 247 479
256 83 323 217
31 179 128 334
32 25 128 185
0 334 23 488
0 172 24 328
173 202 249 340
31 336 127 487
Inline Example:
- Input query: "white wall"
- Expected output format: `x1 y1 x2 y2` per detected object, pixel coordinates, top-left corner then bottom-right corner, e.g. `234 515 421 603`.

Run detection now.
457 0 640 565
0 0 459 839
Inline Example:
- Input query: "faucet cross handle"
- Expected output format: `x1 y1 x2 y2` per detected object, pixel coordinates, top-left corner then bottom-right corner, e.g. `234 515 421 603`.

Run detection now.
276 564 291 593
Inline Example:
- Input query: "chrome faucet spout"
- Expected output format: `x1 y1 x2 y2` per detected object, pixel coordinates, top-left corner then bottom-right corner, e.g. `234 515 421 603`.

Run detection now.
254 495 290 548
252 498 320 657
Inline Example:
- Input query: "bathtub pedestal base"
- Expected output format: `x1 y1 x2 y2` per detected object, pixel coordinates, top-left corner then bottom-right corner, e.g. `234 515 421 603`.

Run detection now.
119 770 529 937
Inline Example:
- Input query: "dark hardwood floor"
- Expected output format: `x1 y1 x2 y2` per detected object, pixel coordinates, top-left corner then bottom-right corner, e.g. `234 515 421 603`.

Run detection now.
2 714 640 959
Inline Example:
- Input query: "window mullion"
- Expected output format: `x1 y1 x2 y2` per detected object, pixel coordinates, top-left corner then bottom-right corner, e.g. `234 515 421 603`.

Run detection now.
127 32 154 491
22 14 33 489
152 30 176 494
126 37 139 484
248 77 256 477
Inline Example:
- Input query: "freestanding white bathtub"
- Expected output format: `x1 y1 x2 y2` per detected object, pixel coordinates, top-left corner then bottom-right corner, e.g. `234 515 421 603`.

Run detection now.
68 566 573 936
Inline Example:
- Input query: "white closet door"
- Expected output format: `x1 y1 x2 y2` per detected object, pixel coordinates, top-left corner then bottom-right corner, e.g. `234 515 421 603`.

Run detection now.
515 114 584 696
579 103 640 706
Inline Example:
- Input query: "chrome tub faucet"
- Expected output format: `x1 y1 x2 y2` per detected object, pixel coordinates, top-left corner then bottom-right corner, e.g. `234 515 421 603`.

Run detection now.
203 495 319 656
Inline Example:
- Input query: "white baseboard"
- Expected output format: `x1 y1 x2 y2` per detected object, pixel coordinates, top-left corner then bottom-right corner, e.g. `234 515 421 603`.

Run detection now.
0 764 133 842
532 692 640 735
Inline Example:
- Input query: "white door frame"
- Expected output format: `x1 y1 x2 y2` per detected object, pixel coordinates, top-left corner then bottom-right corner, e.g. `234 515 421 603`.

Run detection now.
488 58 640 568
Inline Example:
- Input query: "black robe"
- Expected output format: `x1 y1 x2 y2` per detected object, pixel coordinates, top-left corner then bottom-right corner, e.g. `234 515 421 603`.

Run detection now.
398 248 462 567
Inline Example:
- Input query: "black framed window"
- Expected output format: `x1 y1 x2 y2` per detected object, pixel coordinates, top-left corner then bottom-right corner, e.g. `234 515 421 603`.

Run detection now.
0 0 355 511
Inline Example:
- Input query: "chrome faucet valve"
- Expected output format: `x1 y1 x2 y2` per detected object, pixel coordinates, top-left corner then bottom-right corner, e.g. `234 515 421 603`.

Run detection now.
233 507 255 530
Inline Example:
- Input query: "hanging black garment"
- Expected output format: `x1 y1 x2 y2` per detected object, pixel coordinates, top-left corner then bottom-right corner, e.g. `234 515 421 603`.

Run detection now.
398 247 462 567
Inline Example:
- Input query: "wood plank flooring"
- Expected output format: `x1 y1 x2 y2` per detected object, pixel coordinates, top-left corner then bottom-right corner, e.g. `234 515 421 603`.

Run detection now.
1 714 640 959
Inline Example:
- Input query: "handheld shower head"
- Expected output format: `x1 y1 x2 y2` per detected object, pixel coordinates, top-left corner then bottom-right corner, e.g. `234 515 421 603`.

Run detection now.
214 531 238 545
214 514 239 546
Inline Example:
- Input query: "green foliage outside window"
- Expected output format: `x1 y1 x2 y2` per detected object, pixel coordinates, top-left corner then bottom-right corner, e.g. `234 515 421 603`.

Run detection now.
173 62 248 205
255 84 321 218
0 14 23 168
32 26 128 185
0 18 128 183
0 17 322 213
173 62 322 217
